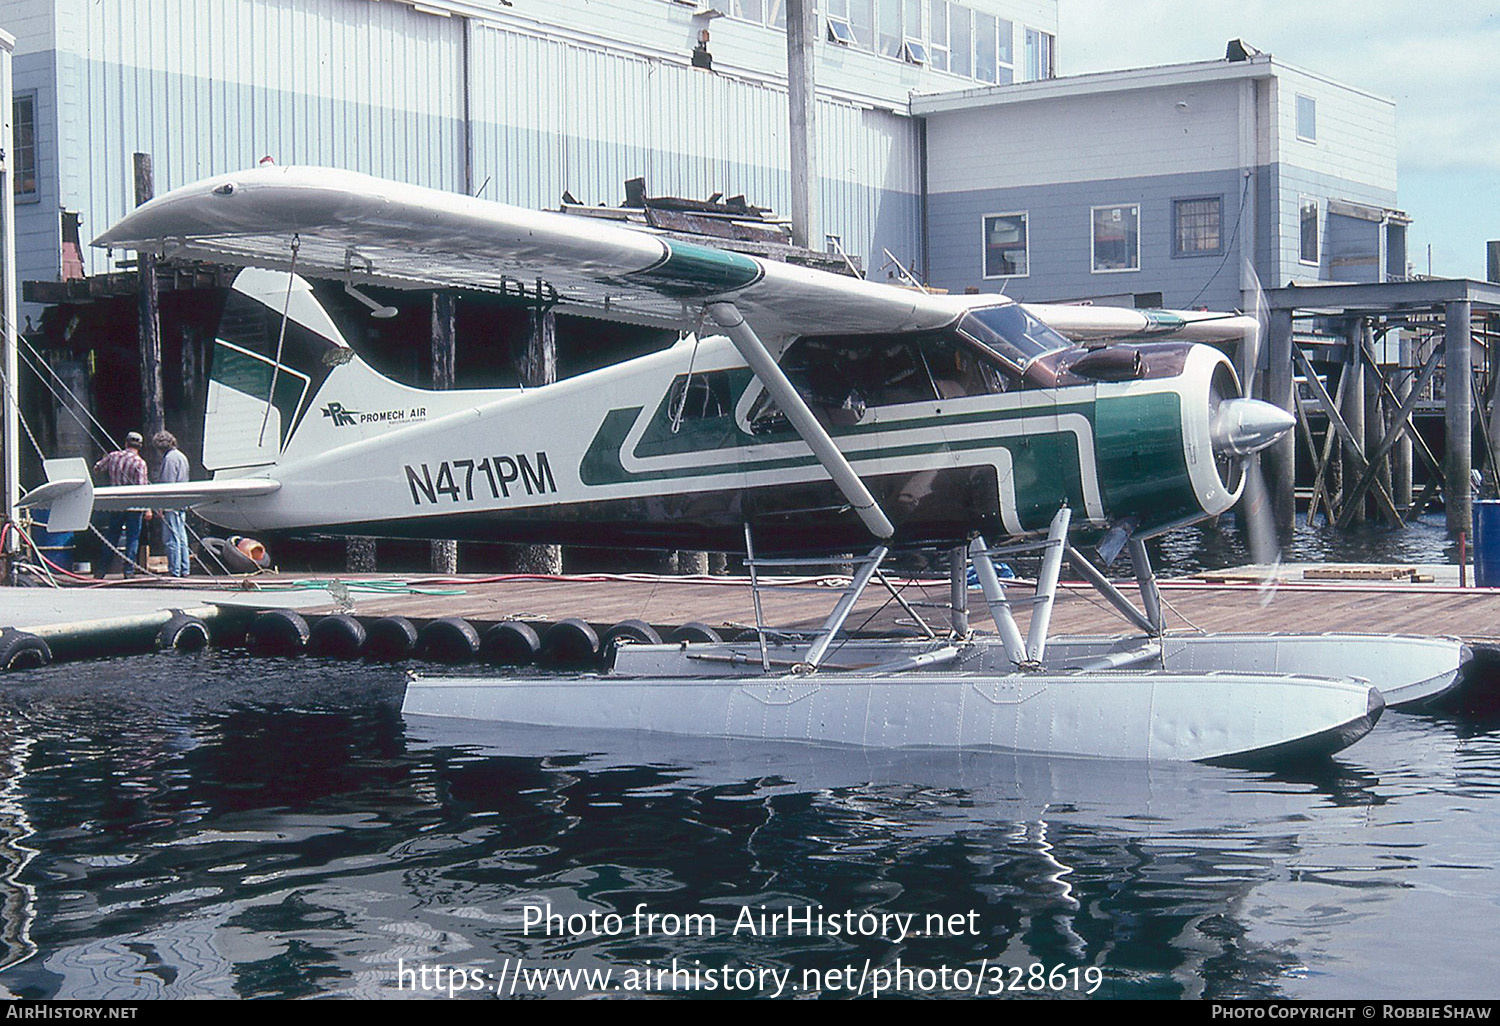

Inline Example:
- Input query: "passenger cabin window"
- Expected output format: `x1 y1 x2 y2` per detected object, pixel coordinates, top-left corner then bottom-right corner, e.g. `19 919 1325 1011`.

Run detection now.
747 330 1008 433
667 371 734 424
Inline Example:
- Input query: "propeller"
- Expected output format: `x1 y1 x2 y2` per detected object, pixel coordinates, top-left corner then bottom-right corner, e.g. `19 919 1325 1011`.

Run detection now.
1234 263 1286 582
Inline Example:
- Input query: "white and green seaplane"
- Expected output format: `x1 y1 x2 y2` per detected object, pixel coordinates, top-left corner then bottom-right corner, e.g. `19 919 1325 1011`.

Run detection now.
23 166 1466 763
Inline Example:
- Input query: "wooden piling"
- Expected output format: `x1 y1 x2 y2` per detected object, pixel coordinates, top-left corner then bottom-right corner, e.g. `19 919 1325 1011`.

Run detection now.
1341 319 1367 522
429 292 458 575
514 306 562 574
1446 300 1474 535
134 153 165 464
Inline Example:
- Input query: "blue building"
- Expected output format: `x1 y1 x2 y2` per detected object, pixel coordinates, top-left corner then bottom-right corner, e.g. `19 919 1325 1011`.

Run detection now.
916 52 1408 311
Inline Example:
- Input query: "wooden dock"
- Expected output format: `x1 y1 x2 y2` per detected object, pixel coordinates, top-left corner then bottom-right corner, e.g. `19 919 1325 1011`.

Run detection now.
63 562 1500 644
4 563 1499 671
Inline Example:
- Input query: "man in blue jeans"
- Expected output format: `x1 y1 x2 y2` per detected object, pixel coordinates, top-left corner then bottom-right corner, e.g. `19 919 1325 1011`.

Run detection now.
93 431 150 578
154 430 191 577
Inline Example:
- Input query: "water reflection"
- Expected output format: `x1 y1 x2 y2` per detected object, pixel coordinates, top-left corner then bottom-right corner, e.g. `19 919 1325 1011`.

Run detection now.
0 653 1494 999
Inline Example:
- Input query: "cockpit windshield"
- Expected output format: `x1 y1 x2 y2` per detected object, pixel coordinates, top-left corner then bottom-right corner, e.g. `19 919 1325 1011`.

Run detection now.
958 304 1074 373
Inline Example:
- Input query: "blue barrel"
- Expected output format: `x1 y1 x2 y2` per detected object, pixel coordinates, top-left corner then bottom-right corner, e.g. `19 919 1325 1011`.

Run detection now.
1474 500 1500 586
29 528 75 571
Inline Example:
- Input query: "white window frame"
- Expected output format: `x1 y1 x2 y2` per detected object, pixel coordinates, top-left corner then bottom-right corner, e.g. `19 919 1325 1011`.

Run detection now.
982 211 1030 279
1090 203 1140 274
901 38 929 64
1299 195 1321 266
1296 93 1317 143
826 15 857 44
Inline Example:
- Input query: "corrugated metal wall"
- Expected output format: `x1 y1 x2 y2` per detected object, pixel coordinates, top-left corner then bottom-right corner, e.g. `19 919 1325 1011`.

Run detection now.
466 19 922 270
44 0 921 278
56 0 465 275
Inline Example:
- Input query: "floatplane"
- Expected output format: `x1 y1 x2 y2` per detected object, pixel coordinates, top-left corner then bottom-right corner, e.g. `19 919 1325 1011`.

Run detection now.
21 165 1465 763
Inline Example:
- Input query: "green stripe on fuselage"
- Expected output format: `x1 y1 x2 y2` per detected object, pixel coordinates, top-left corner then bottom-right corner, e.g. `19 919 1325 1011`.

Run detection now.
581 388 1204 534
579 396 1094 531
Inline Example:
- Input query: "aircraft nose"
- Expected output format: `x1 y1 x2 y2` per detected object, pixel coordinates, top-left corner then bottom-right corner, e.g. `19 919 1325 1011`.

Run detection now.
1210 398 1296 457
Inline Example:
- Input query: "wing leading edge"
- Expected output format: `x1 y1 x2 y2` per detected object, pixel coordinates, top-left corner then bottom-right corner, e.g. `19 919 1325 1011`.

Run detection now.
93 165 957 346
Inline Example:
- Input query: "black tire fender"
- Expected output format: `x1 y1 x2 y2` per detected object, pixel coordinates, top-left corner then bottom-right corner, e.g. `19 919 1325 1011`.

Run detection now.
479 621 541 666
307 614 367 660
246 609 310 656
538 618 600 669
416 617 481 664
0 629 51 671
365 616 418 662
156 611 210 652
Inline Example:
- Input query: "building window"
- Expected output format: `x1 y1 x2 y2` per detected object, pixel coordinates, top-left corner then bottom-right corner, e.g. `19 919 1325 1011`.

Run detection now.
730 0 764 23
1300 196 1320 265
1296 94 1316 141
996 19 1014 84
983 212 1029 278
13 94 36 199
928 0 950 70
974 10 997 83
949 4 971 77
1025 28 1054 81
831 0 874 50
1092 204 1140 272
876 0 902 57
1173 197 1223 256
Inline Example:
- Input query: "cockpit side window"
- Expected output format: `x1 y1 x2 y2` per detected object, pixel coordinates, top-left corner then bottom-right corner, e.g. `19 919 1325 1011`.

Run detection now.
959 304 1073 373
745 328 1010 433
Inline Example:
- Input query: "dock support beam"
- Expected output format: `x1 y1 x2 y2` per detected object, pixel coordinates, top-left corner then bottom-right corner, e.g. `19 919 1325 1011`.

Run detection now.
430 292 458 575
512 304 563 574
1446 300 1474 535
1395 333 1414 509
1266 309 1296 531
134 153 165 464
1341 319 1368 522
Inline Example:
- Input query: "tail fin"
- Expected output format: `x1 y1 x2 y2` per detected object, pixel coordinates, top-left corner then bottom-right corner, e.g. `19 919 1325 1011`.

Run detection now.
204 270 463 473
204 269 349 472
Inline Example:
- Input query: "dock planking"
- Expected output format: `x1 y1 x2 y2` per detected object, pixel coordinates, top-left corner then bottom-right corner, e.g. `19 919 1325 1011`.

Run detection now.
196 566 1500 647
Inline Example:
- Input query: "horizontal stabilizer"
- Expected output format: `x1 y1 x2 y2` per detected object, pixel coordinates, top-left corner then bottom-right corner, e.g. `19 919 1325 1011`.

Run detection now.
20 459 94 533
93 479 281 511
21 466 280 533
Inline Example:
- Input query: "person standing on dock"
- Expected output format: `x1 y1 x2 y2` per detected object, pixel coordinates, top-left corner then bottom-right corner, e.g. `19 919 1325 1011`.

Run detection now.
154 431 190 578
93 432 150 578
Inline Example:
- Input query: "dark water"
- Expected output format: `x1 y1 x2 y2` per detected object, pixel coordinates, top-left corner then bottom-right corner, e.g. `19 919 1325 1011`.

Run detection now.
0 645 1497 1001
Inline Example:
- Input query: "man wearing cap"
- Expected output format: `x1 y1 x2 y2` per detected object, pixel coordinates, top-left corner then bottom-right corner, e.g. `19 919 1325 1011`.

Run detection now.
93 431 150 578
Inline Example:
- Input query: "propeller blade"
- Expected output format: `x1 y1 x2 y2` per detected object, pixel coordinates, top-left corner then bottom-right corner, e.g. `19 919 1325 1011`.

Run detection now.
1239 261 1284 570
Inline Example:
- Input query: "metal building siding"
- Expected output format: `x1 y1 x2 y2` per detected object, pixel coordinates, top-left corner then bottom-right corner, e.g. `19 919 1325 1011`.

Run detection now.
55 0 465 275
468 19 921 269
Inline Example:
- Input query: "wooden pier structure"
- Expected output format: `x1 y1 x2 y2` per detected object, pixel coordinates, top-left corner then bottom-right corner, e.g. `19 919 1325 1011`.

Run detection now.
1259 278 1500 537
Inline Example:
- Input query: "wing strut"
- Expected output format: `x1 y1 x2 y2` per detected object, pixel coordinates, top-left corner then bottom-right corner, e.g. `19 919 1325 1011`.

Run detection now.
705 302 894 540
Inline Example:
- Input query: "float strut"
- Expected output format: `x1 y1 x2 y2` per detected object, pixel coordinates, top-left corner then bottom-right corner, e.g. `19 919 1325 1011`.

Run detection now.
1025 506 1072 664
1127 537 1165 634
969 536 1028 667
804 546 888 670
949 545 970 637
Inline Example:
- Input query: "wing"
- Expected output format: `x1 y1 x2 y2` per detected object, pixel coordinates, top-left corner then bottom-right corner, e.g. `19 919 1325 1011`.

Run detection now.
1023 302 1257 344
94 165 959 345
